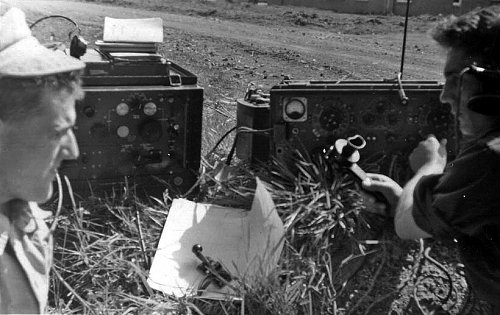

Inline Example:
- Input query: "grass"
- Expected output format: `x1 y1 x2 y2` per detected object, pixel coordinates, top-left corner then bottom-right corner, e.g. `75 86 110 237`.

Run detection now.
46 145 389 314
45 141 474 314
37 1 468 313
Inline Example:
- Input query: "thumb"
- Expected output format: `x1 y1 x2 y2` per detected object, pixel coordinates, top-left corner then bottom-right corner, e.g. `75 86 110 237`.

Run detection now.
361 178 373 190
439 138 448 156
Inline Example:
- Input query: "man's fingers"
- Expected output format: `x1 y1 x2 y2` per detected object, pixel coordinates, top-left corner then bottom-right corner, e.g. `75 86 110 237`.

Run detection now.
364 173 390 182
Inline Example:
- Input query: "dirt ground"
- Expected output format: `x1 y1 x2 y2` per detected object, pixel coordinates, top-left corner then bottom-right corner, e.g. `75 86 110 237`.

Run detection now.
1 0 477 314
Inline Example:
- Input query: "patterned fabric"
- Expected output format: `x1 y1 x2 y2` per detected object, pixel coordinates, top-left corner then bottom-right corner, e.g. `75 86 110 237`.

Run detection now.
0 200 52 314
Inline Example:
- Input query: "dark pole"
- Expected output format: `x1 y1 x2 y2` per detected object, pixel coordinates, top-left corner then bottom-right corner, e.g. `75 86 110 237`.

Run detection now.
400 0 411 77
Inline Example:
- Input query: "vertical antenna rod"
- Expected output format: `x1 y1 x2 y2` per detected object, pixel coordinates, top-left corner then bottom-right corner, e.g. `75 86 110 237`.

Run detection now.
400 0 411 77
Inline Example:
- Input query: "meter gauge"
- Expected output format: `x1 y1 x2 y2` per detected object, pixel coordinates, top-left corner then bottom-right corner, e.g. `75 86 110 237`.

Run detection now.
283 97 307 122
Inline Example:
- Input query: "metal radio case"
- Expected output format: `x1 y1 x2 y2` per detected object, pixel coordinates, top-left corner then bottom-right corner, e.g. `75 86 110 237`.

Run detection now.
58 49 203 199
236 98 271 164
238 80 455 183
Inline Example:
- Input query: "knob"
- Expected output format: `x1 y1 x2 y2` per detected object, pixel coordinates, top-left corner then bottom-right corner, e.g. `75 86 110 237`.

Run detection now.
319 108 343 131
167 125 179 138
167 150 176 159
192 244 203 254
117 126 130 138
116 103 129 116
143 102 157 116
80 153 89 164
83 106 95 117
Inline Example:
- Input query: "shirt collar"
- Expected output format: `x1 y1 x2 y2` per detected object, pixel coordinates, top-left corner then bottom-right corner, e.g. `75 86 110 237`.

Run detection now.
0 200 52 234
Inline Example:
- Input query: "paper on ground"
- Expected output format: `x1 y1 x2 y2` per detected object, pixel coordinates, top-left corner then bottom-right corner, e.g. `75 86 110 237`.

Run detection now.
147 178 285 297
103 17 163 43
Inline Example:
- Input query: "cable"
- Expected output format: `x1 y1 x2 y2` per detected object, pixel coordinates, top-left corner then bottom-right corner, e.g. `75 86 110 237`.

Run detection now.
29 14 87 58
453 66 472 154
226 132 238 166
206 126 238 157
29 15 81 39
413 239 455 314
205 126 272 163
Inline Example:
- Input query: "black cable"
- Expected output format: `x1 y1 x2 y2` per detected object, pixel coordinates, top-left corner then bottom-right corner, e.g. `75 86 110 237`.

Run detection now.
414 240 455 314
206 126 238 157
207 126 272 164
226 133 238 166
454 66 472 154
29 15 81 39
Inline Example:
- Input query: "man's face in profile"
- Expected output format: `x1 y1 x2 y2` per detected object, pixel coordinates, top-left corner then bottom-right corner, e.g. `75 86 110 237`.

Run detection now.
439 48 493 136
0 89 80 202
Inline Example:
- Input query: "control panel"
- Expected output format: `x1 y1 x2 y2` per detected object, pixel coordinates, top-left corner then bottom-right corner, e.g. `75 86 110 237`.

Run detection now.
59 85 203 198
236 80 455 183
271 81 453 182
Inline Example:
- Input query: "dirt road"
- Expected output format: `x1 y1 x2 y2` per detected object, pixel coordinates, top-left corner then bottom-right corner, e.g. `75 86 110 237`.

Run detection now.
3 0 444 83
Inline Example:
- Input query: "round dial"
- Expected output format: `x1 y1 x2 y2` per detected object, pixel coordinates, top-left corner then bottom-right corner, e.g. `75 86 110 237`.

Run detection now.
311 98 347 136
144 102 157 116
319 108 344 131
117 126 130 138
116 103 129 116
284 99 306 120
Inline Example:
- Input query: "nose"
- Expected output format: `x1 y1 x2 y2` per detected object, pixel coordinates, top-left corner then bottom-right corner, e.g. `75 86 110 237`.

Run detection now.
61 129 80 160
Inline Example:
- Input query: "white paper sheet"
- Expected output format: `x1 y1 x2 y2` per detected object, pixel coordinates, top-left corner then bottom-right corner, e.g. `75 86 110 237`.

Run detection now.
103 17 163 43
147 178 285 298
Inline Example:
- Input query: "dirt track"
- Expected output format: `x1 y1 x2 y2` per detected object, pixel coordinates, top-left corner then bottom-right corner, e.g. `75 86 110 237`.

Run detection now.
3 0 444 82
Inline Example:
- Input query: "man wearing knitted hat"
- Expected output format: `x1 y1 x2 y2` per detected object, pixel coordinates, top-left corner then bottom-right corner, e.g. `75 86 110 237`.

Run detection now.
0 6 85 313
362 5 500 313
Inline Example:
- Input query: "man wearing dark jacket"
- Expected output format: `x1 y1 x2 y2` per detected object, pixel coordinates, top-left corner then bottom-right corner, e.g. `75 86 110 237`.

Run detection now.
363 5 500 312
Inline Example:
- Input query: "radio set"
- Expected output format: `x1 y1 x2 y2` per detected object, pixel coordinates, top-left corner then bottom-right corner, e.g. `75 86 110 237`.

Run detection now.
39 12 456 198
237 80 455 183
58 49 203 199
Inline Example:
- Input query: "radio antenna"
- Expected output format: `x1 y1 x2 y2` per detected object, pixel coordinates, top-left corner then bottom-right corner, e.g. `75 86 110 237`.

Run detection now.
399 0 412 77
